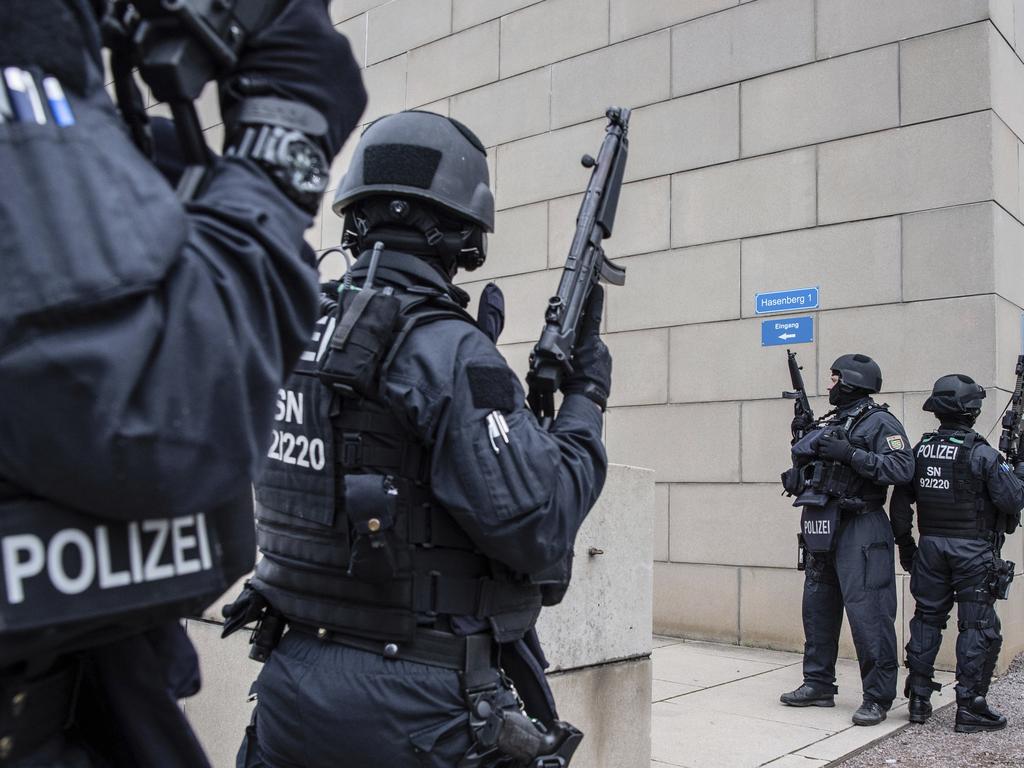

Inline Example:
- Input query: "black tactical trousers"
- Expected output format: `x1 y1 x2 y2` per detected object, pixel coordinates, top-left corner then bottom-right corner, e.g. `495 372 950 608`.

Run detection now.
905 535 1001 700
238 630 519 768
802 509 899 706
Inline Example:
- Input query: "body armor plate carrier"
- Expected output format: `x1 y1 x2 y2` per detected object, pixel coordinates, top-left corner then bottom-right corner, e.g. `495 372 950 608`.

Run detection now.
913 431 997 538
251 282 543 644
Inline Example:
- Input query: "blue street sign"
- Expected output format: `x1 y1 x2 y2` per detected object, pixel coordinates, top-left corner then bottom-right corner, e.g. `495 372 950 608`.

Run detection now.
755 287 819 315
762 316 814 346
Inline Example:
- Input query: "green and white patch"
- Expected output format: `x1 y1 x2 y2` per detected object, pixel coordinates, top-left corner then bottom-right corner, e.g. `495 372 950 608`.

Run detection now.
885 435 905 451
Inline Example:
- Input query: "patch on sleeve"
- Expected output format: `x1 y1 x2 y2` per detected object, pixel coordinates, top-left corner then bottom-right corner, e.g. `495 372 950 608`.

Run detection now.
467 366 516 412
885 435 905 451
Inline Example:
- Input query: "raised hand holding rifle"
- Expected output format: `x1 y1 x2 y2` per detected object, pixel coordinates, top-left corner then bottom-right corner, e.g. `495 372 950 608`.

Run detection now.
527 107 630 427
998 354 1024 533
783 349 815 442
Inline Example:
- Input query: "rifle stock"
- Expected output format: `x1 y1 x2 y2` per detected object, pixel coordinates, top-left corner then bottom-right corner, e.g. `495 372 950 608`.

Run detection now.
527 107 630 426
999 354 1024 466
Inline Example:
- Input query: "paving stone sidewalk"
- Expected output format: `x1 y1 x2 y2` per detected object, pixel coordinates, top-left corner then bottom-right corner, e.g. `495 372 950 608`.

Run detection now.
650 636 956 768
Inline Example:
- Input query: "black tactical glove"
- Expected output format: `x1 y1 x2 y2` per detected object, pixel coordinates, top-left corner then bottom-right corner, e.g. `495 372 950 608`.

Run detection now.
561 286 612 410
817 429 855 464
898 542 918 573
219 0 367 159
476 283 505 343
1013 462 1024 484
791 412 814 440
781 467 803 496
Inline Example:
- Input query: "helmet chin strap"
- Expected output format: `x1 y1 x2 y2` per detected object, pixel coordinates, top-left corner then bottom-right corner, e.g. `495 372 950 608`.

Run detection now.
342 200 484 274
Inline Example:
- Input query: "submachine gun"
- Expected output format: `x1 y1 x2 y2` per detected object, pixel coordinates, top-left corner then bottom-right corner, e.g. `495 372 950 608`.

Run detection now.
527 107 630 428
100 0 285 198
996 354 1024 543
783 349 815 441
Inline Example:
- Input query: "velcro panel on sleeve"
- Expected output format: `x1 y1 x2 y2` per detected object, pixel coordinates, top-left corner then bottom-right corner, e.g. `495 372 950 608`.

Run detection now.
467 365 516 412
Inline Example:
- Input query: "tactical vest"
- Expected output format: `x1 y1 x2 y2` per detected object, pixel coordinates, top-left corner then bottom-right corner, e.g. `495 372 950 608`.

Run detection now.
913 431 997 538
0 484 253 665
798 402 890 509
250 282 543 644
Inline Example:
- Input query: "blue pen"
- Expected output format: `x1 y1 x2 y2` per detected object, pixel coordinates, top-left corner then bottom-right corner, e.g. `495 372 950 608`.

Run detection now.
4 68 46 124
43 77 74 126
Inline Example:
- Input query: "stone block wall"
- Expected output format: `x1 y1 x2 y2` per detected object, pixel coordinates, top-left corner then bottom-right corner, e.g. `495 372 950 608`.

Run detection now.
175 1 1024 667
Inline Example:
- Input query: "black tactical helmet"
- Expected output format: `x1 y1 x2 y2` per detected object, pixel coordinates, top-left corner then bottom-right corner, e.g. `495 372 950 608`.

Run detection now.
333 110 494 231
923 374 986 416
830 353 883 393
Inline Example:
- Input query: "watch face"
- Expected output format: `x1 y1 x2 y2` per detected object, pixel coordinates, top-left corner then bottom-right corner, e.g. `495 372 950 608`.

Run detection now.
277 131 329 195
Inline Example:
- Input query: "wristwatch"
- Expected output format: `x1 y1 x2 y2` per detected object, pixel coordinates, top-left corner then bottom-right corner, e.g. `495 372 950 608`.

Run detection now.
224 97 332 212
228 123 329 212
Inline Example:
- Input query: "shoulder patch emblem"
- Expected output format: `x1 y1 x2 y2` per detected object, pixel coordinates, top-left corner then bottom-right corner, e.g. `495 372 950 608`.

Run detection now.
885 435 905 451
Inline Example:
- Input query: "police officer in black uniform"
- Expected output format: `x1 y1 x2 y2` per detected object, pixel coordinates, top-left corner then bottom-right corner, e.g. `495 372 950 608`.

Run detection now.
891 374 1023 732
223 110 611 768
780 354 914 725
0 1 365 765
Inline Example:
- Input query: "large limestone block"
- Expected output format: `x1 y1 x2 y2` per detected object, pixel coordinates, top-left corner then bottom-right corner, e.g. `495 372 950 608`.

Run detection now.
669 483 801 568
609 0 736 42
741 395 830 484
669 318 818 403
738 566 804 651
450 68 551 149
672 148 816 247
671 0 815 96
537 464 655 671
605 243 741 332
626 86 740 183
406 21 499 107
366 0 451 65
817 112 1017 226
359 53 408 127
816 0 992 59
463 202 548 282
498 0 610 78
654 562 741 642
741 45 898 157
547 659 653 768
741 218 901 316
815 296 997 394
459 267 560 344
551 31 671 129
604 328 670 407
606 402 740 482
495 118 606 209
336 13 367 68
655 483 669 562
900 23 992 128
331 0 387 23
453 0 540 31
548 177 672 264
902 203 998 303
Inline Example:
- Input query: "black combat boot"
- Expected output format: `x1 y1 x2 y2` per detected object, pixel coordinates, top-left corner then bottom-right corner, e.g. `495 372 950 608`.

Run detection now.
779 684 835 707
954 696 1007 733
852 699 887 726
908 694 932 724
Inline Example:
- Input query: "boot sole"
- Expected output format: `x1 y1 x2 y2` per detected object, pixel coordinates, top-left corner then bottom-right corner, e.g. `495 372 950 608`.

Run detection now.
955 721 1007 733
908 713 931 724
852 712 887 726
780 698 835 708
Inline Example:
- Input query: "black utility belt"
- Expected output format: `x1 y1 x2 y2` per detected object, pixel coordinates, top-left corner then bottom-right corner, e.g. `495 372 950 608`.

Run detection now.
287 623 495 673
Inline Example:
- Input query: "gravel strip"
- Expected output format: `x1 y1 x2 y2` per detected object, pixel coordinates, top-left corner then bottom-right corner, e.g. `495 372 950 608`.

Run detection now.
835 654 1024 768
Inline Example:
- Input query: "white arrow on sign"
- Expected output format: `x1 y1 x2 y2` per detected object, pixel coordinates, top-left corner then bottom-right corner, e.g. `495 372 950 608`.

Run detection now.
778 333 796 340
